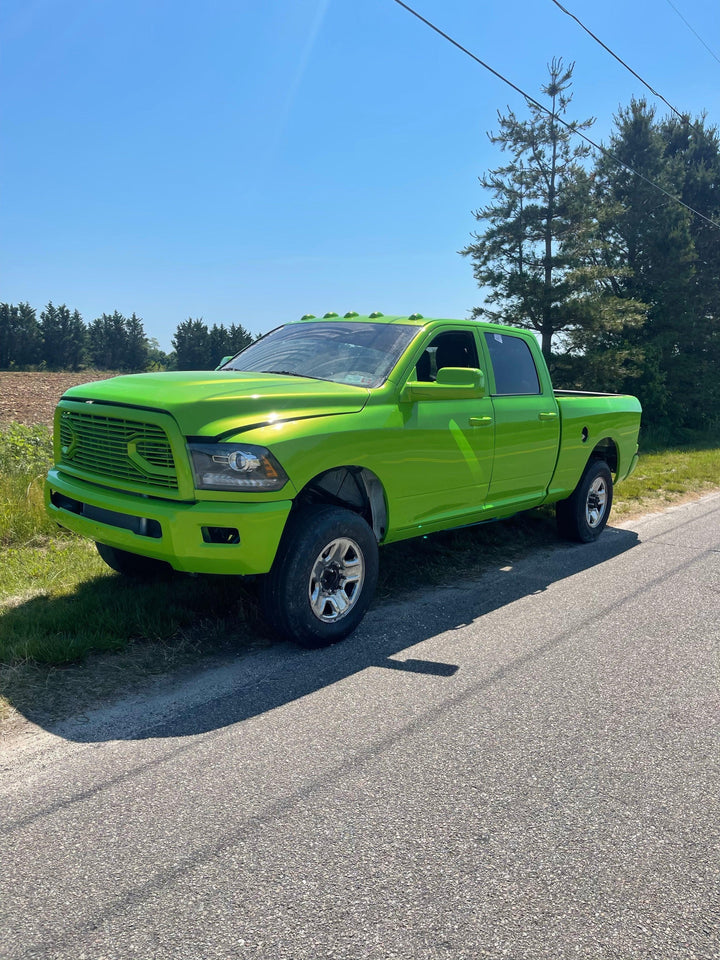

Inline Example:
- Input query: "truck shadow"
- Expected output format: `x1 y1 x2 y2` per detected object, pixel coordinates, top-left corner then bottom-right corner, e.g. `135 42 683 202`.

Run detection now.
2 522 640 743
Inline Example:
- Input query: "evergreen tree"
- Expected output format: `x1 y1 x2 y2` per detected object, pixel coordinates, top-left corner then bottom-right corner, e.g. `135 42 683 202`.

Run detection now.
661 114 720 428
39 303 61 366
208 323 230 366
123 313 149 371
0 304 11 368
461 59 622 359
172 319 255 369
172 318 211 370
0 302 42 368
40 303 86 370
87 311 131 370
66 309 87 369
546 164 648 395
227 322 254 356
595 100 704 427
205 322 254 364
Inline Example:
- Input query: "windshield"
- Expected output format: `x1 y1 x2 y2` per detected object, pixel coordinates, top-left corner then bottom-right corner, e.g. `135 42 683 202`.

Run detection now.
222 321 419 388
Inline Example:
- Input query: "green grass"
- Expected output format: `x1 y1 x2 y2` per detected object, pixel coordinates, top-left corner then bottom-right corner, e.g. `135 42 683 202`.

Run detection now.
1 421 719 677
612 443 720 519
0 539 262 665
0 423 58 546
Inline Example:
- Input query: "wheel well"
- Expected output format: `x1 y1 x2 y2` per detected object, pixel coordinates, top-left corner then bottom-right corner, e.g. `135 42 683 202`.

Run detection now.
591 437 618 477
294 467 388 542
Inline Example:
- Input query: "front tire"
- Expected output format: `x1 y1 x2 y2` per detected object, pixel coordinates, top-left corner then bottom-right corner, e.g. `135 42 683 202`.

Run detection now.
96 542 172 578
556 460 613 543
259 505 379 648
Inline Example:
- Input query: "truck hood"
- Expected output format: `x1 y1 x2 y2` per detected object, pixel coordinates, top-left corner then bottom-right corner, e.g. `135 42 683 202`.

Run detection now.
61 371 370 437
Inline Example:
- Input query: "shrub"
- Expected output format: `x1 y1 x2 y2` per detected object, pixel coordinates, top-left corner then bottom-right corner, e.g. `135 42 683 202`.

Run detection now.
0 423 56 546
0 423 53 475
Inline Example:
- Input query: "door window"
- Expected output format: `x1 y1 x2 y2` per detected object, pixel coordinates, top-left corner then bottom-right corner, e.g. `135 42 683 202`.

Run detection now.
484 332 540 395
414 331 479 381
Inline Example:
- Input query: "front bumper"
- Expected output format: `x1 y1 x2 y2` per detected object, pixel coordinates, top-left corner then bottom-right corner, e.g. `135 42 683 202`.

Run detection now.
45 469 292 576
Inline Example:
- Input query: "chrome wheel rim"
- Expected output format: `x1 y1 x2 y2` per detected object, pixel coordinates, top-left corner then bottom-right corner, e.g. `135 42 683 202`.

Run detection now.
586 476 608 528
309 537 365 623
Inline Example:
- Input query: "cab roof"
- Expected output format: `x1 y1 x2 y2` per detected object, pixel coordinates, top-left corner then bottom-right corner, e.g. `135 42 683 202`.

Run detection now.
295 311 429 326
293 311 533 338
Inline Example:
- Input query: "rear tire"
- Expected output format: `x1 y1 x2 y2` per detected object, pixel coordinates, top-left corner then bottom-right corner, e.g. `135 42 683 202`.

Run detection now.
556 460 613 543
259 504 379 648
96 542 172 578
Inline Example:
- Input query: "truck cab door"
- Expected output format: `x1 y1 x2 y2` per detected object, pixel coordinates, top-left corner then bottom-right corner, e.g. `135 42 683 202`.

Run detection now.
481 331 560 511
391 329 495 534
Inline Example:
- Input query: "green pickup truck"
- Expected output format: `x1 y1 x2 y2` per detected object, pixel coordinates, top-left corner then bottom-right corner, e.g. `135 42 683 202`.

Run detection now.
46 313 641 647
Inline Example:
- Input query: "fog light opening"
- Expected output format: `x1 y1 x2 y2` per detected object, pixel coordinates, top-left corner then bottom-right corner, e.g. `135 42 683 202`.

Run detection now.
202 526 240 545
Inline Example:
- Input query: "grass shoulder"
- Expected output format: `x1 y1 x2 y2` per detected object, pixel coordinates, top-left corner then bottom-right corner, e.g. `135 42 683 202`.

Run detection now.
612 440 720 520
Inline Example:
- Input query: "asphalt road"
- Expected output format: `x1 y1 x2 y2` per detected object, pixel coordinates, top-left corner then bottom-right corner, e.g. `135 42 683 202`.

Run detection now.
2 495 719 960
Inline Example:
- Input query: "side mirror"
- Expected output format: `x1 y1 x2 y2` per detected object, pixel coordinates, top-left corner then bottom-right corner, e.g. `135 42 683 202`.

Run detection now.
401 367 486 402
436 367 485 392
216 356 234 370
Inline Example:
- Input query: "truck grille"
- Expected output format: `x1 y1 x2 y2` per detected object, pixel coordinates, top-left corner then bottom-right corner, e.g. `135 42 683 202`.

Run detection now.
59 409 179 490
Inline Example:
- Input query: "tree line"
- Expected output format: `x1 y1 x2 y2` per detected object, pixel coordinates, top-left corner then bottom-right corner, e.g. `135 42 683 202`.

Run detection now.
462 59 720 434
0 304 255 372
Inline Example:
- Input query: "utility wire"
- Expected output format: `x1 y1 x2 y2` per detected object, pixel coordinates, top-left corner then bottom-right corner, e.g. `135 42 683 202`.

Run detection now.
549 0 687 121
664 0 720 66
391 0 720 230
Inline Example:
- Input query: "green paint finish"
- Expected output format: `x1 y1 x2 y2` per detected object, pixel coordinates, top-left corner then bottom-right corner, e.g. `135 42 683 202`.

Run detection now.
59 370 369 439
45 315 641 574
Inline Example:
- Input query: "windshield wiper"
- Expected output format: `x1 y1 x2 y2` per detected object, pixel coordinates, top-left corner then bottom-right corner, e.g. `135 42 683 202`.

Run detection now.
259 369 326 381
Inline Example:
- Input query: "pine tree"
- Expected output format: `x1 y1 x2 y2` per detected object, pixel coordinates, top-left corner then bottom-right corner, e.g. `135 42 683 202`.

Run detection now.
228 322 254 355
66 309 87 370
172 318 211 370
208 323 230 366
661 115 720 428
39 303 61 367
87 312 130 370
595 100 699 427
123 313 149 371
462 59 611 359
547 164 648 395
41 303 86 370
0 302 42 368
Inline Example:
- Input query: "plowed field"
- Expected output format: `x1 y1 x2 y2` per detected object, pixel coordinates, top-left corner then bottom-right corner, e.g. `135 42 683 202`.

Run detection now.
0 371 117 427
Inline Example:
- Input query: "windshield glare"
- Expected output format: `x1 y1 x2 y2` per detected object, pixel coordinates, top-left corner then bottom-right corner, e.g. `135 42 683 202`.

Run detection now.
222 321 419 388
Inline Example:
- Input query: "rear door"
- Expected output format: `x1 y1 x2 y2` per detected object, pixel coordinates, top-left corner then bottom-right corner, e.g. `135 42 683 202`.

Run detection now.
481 330 560 510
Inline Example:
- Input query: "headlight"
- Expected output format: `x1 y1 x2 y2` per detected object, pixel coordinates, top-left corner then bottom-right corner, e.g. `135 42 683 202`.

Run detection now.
188 442 289 491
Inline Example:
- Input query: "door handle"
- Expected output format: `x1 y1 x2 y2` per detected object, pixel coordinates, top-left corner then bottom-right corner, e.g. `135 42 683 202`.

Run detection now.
469 416 493 426
538 411 558 421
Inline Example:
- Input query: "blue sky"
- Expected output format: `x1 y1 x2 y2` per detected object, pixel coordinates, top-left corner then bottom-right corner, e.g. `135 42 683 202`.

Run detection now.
2 0 719 351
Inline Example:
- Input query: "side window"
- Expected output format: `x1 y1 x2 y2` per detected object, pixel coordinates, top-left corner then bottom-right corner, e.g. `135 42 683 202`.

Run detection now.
484 332 540 395
414 331 479 382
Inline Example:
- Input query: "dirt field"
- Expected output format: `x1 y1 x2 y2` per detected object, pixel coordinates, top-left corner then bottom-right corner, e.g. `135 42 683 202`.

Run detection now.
0 371 118 427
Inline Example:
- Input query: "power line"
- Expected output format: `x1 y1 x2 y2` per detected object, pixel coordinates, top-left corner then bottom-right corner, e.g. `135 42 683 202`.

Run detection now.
549 0 687 121
391 0 720 230
664 0 720 66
